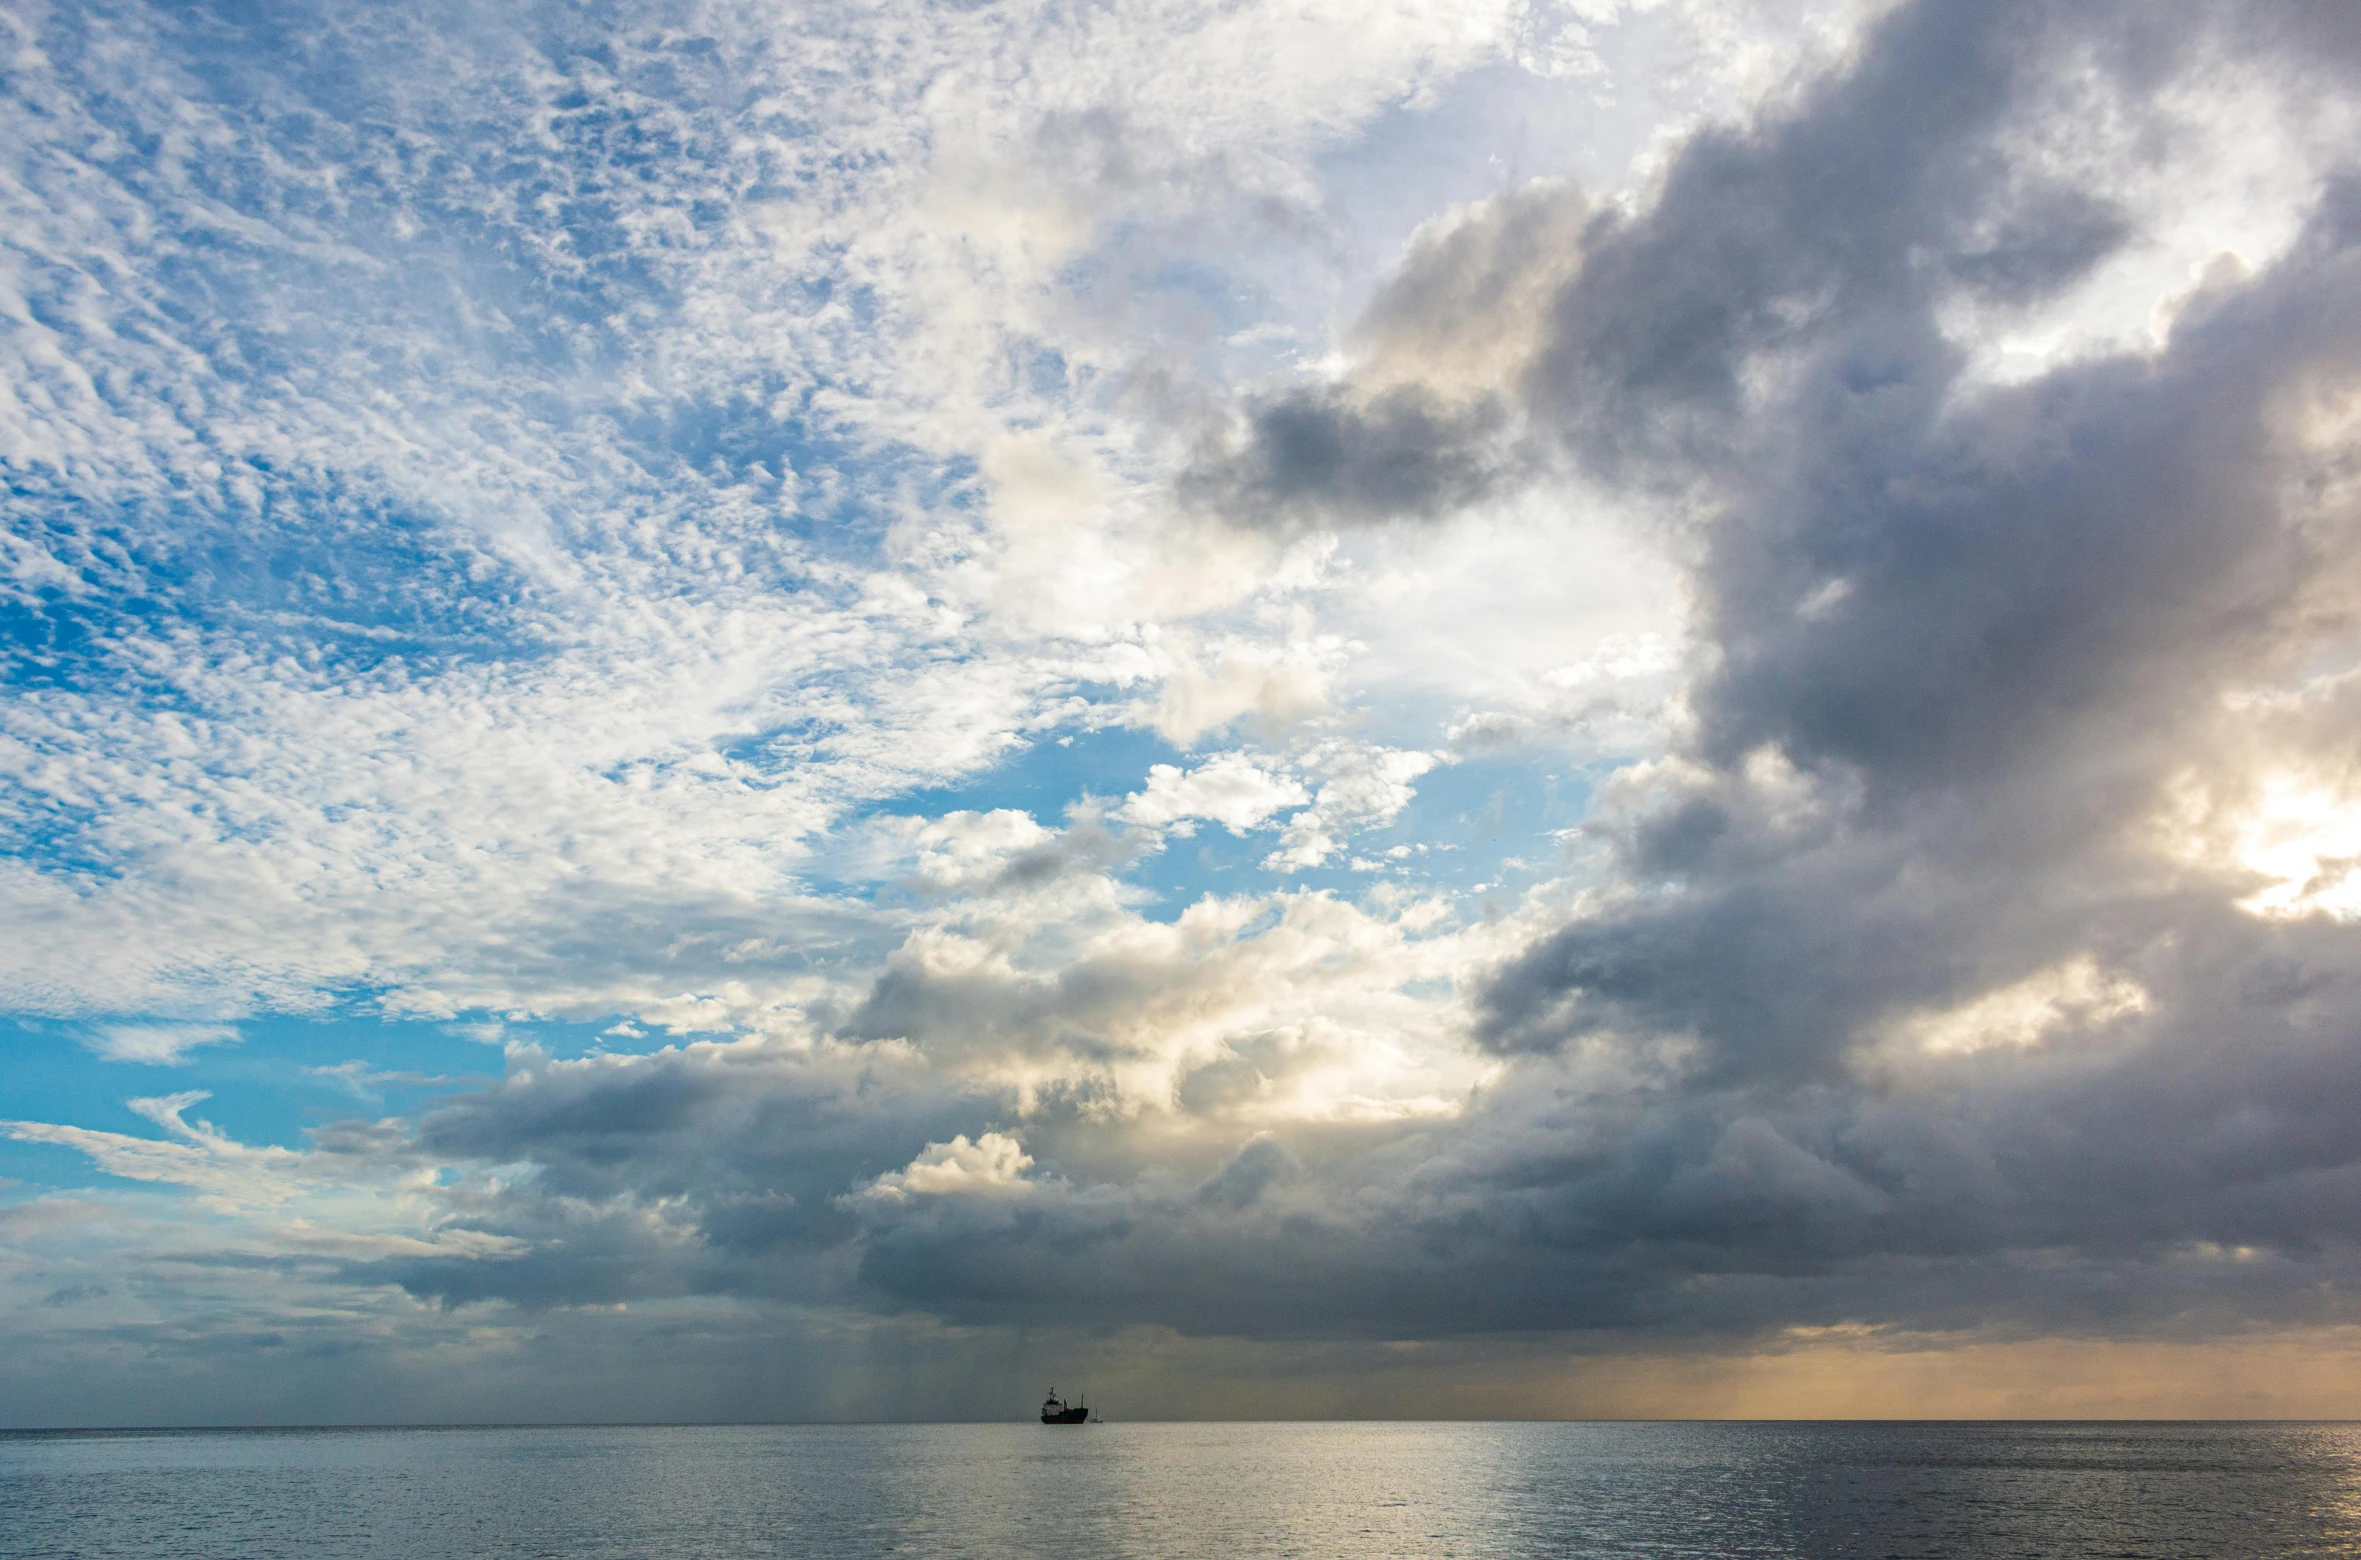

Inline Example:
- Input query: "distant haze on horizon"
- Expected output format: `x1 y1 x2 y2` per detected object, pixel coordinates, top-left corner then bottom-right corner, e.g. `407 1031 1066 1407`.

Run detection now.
9 0 2361 1426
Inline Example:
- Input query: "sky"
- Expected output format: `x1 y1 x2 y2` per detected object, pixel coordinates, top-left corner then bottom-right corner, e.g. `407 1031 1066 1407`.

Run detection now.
6 0 2361 1426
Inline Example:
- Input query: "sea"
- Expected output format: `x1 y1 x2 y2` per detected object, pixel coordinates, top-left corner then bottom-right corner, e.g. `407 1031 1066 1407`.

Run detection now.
5 1420 2361 1558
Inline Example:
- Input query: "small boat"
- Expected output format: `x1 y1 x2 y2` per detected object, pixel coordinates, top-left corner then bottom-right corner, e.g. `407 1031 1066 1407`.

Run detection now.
1040 1388 1089 1424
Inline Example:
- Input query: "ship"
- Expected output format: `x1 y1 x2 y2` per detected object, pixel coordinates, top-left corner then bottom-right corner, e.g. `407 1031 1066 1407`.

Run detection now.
1040 1388 1090 1424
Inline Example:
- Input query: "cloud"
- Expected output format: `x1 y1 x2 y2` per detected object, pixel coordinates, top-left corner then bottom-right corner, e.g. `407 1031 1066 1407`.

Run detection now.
305 1060 483 1100
1263 745 1438 870
1475 12 2361 1079
859 1133 1038 1203
1888 955 2150 1059
876 808 1124 895
9 1091 312 1211
81 1024 242 1066
1149 636 1343 744
1119 753 1309 835
19 0 2361 1422
664 0 2361 1352
1181 385 1522 531
1177 177 1593 530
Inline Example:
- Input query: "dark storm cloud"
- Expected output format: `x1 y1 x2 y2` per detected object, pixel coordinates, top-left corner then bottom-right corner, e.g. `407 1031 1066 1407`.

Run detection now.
1190 0 2317 510
1430 0 2361 1340
1178 179 1587 528
357 1040 999 1309
312 0 2361 1351
1165 0 2361 1339
1179 385 1517 530
1526 0 2143 477
1479 60 2361 1070
834 1026 2361 1343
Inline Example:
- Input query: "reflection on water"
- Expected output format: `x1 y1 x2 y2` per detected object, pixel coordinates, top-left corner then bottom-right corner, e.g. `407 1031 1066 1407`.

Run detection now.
5 1420 2361 1558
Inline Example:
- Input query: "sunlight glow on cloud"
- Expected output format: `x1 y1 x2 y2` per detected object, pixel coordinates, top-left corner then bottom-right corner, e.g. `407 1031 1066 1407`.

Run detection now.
2231 777 2361 922
1892 958 2151 1058
861 1133 1039 1203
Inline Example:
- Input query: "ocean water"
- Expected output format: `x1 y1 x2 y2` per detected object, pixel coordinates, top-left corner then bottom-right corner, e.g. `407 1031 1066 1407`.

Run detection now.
4 1420 2361 1558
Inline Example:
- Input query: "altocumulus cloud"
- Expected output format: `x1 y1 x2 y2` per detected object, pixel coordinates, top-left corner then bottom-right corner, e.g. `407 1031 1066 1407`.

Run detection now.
11 0 2361 1424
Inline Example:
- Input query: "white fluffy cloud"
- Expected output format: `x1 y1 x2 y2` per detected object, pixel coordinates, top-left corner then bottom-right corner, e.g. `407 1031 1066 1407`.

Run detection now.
1119 753 1310 835
860 1133 1038 1202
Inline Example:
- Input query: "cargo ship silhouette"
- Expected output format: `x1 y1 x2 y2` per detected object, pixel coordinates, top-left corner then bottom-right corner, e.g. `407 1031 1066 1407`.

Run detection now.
1040 1389 1090 1424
